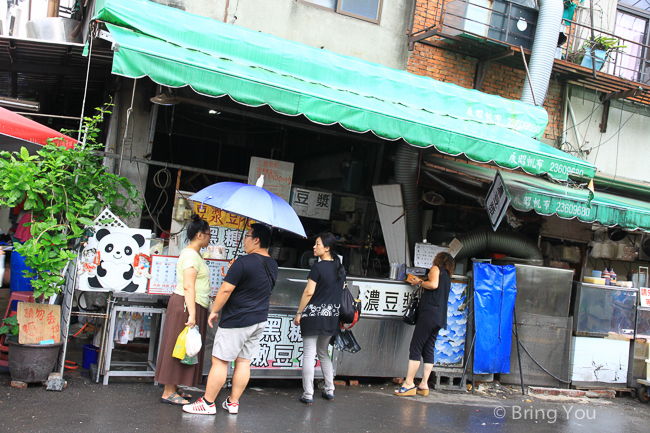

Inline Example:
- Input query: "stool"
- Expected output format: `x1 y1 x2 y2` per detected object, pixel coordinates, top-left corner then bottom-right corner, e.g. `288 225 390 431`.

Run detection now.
0 291 35 367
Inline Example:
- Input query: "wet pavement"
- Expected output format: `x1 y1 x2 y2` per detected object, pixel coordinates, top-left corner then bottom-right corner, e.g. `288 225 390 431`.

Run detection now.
1 368 649 433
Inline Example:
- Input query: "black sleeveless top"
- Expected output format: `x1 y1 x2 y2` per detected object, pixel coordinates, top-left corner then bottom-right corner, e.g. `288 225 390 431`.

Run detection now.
418 266 451 330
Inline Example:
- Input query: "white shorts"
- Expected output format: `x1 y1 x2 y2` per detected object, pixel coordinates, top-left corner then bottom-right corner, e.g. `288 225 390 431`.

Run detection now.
212 322 266 362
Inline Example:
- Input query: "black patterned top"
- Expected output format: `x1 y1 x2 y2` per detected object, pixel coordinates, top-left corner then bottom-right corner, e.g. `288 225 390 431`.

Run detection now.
300 260 344 337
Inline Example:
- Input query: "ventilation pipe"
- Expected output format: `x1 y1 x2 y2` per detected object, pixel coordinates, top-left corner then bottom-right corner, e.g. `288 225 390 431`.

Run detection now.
394 143 422 260
521 0 564 106
451 227 543 264
421 170 486 207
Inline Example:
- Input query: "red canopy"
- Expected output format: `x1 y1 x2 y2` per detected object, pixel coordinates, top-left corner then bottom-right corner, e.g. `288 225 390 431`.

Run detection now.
0 106 77 153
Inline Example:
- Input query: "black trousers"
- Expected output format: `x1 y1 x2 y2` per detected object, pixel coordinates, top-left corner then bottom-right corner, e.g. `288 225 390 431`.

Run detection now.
408 307 441 364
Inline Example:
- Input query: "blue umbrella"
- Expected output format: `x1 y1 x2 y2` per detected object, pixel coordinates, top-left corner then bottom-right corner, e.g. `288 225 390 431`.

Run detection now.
188 181 306 238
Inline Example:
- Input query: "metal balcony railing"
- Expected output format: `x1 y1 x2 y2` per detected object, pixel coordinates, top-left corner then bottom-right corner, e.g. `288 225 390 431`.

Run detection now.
410 0 650 86
561 18 650 85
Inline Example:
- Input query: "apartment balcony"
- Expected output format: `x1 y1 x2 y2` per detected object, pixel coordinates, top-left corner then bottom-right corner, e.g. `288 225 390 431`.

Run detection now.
409 0 650 105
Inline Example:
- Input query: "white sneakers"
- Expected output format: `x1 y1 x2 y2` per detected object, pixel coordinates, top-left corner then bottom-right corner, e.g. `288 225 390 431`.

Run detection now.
182 397 216 415
182 396 239 415
222 397 239 414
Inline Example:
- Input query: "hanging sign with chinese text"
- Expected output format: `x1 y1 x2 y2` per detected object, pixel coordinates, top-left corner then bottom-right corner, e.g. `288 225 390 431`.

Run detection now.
291 188 332 220
485 171 511 231
248 156 294 202
17 302 61 344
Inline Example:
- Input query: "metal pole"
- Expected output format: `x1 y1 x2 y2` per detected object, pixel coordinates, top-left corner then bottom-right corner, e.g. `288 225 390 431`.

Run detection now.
93 150 248 181
513 306 526 395
590 0 597 78
95 292 113 383
520 46 537 106
460 333 476 390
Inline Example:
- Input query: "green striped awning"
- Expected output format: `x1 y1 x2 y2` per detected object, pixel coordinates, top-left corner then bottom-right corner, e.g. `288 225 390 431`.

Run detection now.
95 0 596 180
426 158 650 231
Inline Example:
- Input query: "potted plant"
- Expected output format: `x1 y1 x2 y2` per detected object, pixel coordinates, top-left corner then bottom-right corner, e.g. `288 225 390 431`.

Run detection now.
579 36 627 71
0 106 140 383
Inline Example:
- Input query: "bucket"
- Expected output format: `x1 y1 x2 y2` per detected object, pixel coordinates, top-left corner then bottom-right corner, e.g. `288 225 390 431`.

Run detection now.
10 250 34 290
82 344 99 369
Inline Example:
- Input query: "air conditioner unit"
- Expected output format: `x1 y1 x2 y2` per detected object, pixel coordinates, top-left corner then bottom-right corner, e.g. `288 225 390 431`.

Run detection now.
442 0 539 51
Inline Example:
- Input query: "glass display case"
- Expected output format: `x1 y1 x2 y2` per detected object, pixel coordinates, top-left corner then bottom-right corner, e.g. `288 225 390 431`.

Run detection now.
574 283 638 338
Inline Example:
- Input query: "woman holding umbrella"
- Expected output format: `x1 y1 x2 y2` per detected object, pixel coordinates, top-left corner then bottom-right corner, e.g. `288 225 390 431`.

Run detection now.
294 232 344 404
156 215 212 405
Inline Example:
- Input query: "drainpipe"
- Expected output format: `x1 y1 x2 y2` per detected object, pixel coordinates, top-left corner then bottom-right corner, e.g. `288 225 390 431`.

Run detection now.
394 143 422 262
521 0 564 106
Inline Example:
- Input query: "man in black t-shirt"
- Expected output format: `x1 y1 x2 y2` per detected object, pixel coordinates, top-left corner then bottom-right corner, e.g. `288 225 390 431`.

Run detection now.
183 223 278 416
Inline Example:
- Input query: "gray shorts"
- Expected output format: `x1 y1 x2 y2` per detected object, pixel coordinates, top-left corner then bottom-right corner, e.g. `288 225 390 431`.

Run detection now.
212 321 266 362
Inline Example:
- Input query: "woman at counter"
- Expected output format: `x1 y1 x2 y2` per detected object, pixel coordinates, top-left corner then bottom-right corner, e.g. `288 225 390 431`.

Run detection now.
395 252 455 397
294 233 344 405
155 215 211 405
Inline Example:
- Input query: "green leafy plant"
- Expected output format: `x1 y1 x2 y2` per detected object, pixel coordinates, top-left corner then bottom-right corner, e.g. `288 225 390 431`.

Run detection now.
0 107 140 313
0 316 18 336
584 35 627 55
568 35 627 65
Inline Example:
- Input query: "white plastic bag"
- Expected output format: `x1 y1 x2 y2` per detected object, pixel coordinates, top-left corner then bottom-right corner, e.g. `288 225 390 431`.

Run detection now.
185 325 202 357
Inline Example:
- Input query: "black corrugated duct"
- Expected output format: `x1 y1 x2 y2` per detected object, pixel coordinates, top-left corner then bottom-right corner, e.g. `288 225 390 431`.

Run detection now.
452 227 543 263
394 143 422 258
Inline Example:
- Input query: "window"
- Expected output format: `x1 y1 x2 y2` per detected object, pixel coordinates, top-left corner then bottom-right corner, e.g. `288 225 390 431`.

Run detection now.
300 0 383 23
614 0 650 83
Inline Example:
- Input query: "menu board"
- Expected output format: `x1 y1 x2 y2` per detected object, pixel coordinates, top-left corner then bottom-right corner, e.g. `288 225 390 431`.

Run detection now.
248 156 294 202
148 255 229 296
413 243 449 269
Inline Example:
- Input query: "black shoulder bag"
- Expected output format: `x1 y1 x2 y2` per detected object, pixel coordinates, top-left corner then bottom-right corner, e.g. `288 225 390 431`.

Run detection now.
403 284 423 325
253 254 276 291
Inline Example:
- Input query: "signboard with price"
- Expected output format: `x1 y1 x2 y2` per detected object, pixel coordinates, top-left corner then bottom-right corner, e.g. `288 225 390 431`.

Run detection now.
248 156 294 202
485 170 511 231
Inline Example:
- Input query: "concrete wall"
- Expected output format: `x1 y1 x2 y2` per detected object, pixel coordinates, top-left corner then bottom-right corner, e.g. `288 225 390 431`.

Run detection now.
566 86 650 182
110 79 151 228
150 0 415 70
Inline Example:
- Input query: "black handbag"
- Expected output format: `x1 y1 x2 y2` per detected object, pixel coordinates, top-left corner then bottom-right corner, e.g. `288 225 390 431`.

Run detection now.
403 285 422 325
339 281 362 328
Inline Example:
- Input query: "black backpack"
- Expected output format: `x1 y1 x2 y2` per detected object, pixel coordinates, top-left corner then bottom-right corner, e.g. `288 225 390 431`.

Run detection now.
339 281 362 329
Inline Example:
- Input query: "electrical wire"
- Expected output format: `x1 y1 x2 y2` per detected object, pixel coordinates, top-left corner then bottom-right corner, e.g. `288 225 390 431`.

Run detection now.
135 162 189 237
512 327 570 384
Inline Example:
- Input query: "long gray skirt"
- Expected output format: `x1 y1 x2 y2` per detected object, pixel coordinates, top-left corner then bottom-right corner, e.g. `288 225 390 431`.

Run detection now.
154 293 208 387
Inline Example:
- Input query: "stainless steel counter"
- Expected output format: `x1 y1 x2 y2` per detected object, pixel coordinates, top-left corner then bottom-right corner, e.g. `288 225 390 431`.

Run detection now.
202 268 468 379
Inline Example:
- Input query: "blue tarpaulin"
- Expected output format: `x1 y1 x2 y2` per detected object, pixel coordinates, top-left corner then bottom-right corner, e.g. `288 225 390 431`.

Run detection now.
473 263 517 374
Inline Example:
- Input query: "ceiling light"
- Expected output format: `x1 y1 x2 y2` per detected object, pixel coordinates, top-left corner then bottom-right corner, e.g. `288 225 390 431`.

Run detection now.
150 92 180 106
0 96 40 112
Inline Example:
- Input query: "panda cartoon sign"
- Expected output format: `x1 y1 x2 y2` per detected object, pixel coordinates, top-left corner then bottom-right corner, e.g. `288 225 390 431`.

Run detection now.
77 227 152 293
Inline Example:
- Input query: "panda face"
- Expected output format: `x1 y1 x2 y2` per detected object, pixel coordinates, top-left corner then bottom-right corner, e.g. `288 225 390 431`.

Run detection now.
97 233 140 265
101 241 134 261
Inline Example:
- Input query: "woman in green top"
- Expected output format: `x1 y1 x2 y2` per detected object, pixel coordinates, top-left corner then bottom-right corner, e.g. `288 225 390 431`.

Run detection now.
155 214 212 405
